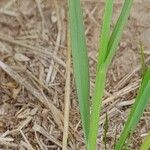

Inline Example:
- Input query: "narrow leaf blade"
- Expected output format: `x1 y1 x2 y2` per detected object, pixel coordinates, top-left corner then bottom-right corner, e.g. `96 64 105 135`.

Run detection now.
97 0 114 70
105 0 133 68
115 69 150 150
87 1 114 149
68 0 90 143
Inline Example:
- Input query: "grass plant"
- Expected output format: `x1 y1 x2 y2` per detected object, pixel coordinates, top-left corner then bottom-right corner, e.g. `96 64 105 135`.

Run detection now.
68 0 150 149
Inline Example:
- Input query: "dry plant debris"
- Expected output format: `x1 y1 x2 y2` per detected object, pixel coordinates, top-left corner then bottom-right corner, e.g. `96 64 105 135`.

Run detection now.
0 0 150 149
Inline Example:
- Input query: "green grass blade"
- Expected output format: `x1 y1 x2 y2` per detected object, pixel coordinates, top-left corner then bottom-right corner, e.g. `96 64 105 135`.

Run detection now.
105 0 133 68
115 69 150 150
140 133 150 150
87 65 107 150
87 1 113 149
97 0 114 70
87 0 132 149
68 0 90 143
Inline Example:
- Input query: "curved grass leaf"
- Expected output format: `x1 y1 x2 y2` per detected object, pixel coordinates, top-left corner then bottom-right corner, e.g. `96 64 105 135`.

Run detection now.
97 0 114 70
105 0 133 68
140 132 150 150
87 0 132 149
68 0 90 143
87 0 114 148
115 69 150 150
68 0 133 149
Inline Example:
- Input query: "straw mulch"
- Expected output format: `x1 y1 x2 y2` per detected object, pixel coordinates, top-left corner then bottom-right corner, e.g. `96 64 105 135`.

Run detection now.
0 0 150 149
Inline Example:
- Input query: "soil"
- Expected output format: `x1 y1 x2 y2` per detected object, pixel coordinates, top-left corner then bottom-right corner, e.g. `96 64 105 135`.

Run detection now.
0 0 150 150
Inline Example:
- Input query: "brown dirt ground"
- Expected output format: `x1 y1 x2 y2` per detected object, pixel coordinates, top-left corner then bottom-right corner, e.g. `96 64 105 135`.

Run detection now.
0 0 150 150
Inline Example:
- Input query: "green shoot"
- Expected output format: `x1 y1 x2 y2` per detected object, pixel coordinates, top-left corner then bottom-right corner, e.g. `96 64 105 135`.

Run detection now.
105 0 133 68
87 65 107 150
97 0 114 70
88 0 133 149
115 69 150 150
68 0 133 149
68 0 90 143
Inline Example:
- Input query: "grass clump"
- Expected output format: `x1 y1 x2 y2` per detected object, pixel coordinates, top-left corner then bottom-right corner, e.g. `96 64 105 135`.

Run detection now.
68 0 150 149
